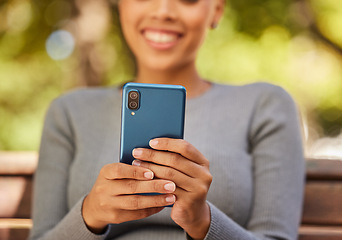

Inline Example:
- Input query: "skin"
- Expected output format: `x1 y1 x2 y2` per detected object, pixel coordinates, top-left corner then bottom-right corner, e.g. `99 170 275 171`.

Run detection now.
82 0 225 239
133 138 213 239
119 0 225 98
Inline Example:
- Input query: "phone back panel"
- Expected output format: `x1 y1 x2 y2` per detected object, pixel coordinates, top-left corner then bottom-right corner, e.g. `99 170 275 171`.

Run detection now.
120 83 186 165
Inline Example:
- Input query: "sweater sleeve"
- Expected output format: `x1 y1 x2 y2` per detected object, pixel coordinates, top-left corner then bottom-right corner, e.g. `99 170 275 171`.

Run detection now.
29 98 109 240
203 85 305 240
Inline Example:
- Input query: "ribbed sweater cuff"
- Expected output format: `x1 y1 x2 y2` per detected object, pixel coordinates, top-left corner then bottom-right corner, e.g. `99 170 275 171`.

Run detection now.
203 201 254 240
58 196 110 240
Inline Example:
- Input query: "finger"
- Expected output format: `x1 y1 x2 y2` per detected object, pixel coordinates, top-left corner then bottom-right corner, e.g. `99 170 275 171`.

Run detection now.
113 194 176 210
132 160 196 191
132 148 203 178
106 207 164 224
101 163 154 180
111 179 176 195
122 207 164 221
149 138 208 166
171 186 209 207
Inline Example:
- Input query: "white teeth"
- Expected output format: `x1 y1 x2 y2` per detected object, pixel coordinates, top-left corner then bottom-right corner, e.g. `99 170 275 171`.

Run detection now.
144 31 178 44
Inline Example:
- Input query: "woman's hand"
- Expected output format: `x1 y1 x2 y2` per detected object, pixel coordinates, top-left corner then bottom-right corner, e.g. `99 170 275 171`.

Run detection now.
82 163 177 234
132 138 213 240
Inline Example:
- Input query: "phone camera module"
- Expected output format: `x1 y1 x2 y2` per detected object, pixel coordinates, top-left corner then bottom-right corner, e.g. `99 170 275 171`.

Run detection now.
128 90 139 110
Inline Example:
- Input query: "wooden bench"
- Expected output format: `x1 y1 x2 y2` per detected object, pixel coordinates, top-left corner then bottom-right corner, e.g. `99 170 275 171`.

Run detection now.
300 159 342 240
0 152 37 240
1 152 342 240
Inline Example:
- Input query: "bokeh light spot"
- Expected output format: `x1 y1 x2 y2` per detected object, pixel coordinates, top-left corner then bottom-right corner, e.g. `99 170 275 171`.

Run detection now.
44 1 72 26
46 30 75 60
6 1 32 33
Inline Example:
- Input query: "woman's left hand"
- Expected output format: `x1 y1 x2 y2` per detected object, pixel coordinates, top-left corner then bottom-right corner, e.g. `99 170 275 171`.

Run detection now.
132 138 212 240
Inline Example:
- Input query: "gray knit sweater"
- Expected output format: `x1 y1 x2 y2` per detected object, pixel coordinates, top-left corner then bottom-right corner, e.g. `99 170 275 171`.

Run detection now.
29 82 305 240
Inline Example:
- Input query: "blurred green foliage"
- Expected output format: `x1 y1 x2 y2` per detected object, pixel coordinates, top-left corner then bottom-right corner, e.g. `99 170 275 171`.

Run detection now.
0 0 341 151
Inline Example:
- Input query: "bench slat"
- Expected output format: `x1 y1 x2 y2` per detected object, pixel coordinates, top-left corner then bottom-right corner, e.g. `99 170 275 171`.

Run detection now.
0 177 33 218
306 159 342 180
0 152 37 175
302 181 342 225
299 225 342 240
0 228 30 240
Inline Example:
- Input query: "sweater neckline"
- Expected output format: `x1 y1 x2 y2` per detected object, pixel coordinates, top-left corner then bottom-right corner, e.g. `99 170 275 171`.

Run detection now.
187 82 219 104
113 82 220 103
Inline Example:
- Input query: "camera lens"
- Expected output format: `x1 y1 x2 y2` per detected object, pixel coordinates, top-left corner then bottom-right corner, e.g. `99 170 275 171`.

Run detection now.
127 90 139 110
129 91 138 100
129 101 138 109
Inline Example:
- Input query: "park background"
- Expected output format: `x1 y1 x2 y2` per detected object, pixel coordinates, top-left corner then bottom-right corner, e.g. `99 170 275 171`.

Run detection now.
0 0 342 159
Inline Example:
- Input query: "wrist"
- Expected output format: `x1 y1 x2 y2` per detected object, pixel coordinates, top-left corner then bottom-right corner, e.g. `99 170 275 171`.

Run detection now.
82 195 107 234
185 203 211 240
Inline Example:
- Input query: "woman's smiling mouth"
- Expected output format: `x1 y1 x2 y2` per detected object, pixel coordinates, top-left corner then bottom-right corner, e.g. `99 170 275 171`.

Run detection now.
143 29 182 50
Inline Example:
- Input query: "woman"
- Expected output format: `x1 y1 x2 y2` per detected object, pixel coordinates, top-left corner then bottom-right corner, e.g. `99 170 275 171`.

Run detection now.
29 0 305 239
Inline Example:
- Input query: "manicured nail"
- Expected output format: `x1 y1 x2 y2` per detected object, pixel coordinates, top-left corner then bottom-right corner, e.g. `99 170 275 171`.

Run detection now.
132 160 141 166
144 171 154 179
149 139 158 147
166 195 176 203
164 182 176 192
133 149 143 157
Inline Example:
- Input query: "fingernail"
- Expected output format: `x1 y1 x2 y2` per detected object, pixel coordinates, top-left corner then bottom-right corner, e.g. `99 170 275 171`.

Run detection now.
166 195 175 203
164 182 176 192
132 160 141 166
149 139 158 147
133 149 143 157
144 171 154 179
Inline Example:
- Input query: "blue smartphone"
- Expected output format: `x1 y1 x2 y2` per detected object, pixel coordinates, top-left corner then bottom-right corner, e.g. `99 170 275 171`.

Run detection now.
120 82 186 165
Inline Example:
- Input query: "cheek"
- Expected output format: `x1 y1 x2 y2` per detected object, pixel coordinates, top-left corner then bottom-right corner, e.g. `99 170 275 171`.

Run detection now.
185 0 214 27
119 4 141 48
191 17 209 39
183 11 211 51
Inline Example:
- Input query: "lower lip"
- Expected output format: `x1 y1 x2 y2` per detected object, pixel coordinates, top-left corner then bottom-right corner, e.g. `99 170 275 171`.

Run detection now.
143 35 180 50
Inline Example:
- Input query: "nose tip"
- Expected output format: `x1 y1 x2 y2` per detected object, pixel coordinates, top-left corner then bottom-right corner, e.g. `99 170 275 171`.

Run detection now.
151 0 177 21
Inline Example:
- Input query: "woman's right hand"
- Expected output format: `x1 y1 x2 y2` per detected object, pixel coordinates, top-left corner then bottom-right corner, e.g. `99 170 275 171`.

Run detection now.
82 162 176 234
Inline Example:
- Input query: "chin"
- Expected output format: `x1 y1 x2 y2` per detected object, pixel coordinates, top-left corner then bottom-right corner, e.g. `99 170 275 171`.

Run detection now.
144 58 188 72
